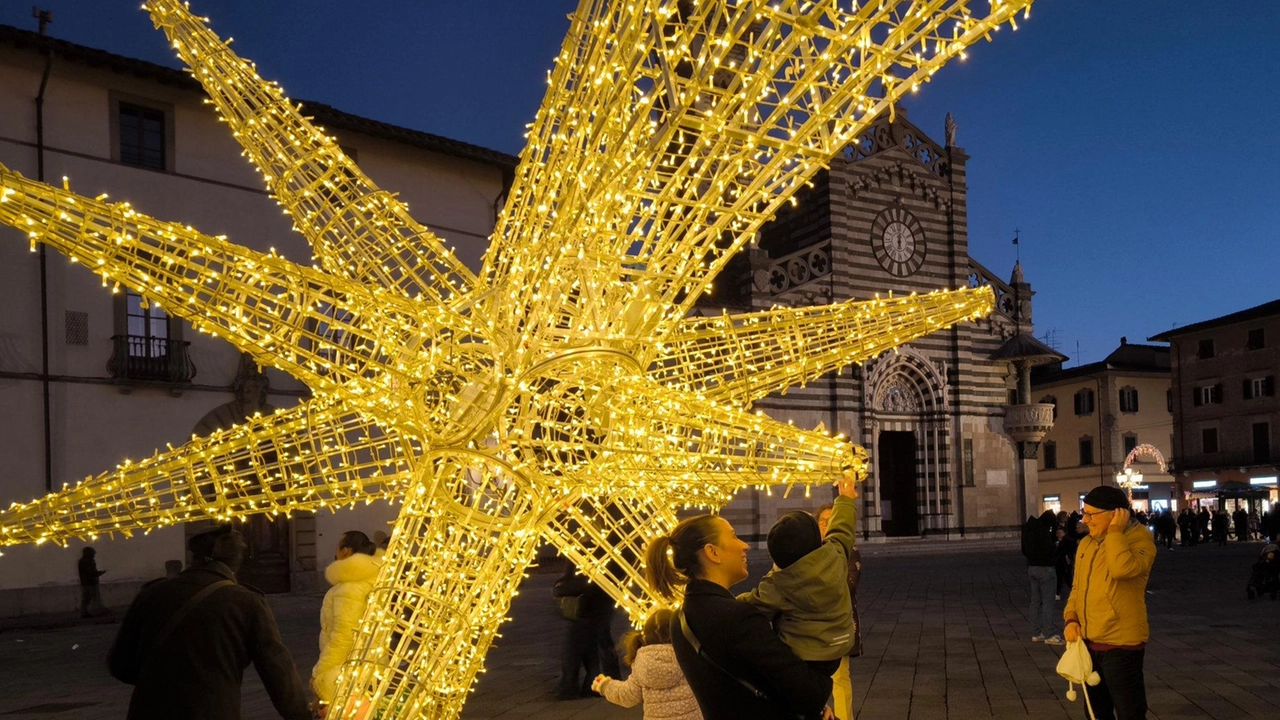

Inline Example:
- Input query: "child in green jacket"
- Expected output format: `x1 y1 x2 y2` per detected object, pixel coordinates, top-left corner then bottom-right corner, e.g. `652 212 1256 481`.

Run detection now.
739 482 859 675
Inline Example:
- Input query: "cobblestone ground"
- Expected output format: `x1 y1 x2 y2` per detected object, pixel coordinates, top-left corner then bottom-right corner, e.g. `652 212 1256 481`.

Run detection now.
1 539 1277 719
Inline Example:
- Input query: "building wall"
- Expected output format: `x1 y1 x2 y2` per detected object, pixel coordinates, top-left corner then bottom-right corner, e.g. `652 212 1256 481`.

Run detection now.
1168 316 1280 471
0 43 505 611
1035 370 1172 512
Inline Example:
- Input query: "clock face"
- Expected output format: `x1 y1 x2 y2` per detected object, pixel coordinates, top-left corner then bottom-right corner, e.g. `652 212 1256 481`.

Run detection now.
871 208 926 277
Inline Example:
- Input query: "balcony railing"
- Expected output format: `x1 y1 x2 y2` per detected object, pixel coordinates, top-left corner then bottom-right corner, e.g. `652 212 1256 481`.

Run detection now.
1003 403 1055 444
1174 450 1273 472
107 335 197 384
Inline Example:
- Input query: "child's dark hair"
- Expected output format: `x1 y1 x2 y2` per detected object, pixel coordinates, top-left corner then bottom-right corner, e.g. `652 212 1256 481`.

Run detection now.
644 515 722 600
338 530 377 556
621 607 676 666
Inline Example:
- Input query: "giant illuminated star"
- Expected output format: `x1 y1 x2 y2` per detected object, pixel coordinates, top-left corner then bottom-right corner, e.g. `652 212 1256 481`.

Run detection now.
0 1 1032 717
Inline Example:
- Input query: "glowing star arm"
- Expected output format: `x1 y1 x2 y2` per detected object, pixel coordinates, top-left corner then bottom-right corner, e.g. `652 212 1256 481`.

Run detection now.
540 494 679 620
506 367 866 495
649 286 995 407
143 0 477 303
481 0 1032 345
0 167 418 398
0 399 416 548
331 454 560 718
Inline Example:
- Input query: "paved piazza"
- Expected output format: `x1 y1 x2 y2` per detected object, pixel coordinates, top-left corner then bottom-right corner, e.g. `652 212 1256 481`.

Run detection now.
1 539 1277 719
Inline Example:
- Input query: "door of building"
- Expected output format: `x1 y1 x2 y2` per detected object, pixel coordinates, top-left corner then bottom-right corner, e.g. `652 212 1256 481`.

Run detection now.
878 431 919 537
233 515 292 594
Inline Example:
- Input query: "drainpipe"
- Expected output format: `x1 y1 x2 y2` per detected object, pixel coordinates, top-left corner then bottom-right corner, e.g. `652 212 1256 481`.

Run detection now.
36 44 55 492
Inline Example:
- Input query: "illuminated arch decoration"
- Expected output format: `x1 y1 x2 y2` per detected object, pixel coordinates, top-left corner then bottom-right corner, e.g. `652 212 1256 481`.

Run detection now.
1123 443 1168 473
0 1 1034 717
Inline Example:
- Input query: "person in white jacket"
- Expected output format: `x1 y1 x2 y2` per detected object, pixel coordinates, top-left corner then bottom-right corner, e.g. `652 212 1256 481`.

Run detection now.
592 607 702 720
311 531 380 707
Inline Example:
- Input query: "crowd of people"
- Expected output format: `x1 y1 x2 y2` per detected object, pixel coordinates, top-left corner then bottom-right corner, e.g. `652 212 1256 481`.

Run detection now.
81 486 1276 720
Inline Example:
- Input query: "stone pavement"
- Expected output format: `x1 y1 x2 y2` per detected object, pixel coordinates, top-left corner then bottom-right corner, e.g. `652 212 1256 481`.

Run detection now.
1 539 1277 719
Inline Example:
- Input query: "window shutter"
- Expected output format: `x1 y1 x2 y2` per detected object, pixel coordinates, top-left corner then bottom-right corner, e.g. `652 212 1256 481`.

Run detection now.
1244 379 1254 400
1193 389 1203 407
1267 376 1276 397
1213 384 1223 403
1132 391 1138 412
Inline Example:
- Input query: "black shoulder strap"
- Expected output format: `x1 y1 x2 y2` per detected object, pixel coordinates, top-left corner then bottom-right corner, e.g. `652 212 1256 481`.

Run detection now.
678 606 774 704
143 579 234 668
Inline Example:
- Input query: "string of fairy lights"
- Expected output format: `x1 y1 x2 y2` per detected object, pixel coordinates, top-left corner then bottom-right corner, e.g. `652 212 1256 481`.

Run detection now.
0 0 1033 717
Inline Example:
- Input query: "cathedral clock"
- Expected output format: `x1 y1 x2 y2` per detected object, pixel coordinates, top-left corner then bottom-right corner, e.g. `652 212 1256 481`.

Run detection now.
871 207 926 277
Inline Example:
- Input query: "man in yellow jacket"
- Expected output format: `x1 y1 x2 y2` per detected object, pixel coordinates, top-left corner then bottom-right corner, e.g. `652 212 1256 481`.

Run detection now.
1063 485 1156 720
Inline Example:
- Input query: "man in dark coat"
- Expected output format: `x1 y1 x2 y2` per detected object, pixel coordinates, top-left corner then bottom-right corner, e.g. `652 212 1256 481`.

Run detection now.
1021 510 1062 644
108 525 310 720
552 562 621 699
1233 507 1249 542
78 547 107 618
1197 507 1211 544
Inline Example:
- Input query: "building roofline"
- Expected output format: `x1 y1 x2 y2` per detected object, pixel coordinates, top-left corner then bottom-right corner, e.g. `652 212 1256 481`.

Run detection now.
0 24 519 172
1149 298 1280 341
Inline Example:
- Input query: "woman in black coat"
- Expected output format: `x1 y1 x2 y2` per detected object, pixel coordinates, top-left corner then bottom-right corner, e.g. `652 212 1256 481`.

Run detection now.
646 510 835 720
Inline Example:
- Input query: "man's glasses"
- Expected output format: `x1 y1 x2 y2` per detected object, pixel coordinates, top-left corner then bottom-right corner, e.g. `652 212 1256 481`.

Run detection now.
1082 509 1112 519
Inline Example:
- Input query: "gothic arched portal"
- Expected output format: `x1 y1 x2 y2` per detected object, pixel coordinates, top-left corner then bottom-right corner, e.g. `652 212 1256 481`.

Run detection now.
862 349 952 537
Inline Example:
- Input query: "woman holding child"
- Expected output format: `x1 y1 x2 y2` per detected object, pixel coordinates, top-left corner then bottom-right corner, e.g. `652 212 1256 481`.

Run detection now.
645 473 859 720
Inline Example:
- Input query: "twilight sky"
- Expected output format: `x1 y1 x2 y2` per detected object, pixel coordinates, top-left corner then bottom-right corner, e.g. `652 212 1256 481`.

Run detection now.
4 1 1279 366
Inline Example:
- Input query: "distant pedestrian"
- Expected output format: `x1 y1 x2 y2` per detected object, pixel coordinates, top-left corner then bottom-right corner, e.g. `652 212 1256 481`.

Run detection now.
1214 510 1230 546
1054 527 1077 599
1198 507 1211 544
1063 486 1156 720
1156 510 1176 551
1233 507 1249 542
1021 510 1063 645
371 530 390 559
107 525 310 720
552 561 621 700
311 530 381 708
77 547 108 618
592 607 702 720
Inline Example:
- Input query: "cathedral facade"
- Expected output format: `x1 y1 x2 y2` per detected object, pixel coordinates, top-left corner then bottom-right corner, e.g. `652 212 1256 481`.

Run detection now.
707 112 1046 542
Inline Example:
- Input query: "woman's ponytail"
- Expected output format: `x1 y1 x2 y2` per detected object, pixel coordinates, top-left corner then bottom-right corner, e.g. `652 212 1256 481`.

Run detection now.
645 534 680 600
644 515 723 601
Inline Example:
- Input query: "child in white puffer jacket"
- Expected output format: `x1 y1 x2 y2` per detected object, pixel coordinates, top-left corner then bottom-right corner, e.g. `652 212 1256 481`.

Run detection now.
592 607 702 720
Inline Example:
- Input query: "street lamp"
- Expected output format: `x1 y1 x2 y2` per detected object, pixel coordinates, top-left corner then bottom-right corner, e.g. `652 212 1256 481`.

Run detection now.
1116 466 1144 502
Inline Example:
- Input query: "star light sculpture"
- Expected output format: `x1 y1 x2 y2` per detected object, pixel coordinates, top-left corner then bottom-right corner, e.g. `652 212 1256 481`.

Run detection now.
0 0 1033 716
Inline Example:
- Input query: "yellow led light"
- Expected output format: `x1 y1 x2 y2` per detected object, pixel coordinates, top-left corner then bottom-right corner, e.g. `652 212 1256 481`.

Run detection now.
0 0 1030 717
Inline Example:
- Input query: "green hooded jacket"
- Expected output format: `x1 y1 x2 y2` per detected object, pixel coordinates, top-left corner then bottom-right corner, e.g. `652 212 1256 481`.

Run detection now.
738 495 858 661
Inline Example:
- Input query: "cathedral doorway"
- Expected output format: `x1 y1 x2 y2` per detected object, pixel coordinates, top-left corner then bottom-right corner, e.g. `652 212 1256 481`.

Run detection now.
878 431 919 537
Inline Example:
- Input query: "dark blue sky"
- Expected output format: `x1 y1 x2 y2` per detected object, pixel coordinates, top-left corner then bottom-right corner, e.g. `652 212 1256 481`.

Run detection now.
5 1 1279 365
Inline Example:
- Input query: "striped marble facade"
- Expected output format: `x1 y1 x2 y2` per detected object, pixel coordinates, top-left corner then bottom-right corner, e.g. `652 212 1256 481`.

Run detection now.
707 112 1031 540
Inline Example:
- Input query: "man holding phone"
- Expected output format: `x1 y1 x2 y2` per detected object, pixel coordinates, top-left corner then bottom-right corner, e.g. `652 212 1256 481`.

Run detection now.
1062 485 1156 720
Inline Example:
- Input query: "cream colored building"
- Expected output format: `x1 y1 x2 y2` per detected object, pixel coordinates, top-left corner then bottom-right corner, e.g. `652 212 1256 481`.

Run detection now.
0 25 512 615
1032 340 1173 513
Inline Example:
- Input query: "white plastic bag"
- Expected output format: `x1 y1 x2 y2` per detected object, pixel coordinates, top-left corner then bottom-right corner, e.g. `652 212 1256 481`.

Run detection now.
1055 639 1101 718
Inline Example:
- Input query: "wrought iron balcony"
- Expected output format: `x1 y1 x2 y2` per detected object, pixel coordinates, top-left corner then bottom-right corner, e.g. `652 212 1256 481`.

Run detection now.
107 335 197 384
1003 403 1055 444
